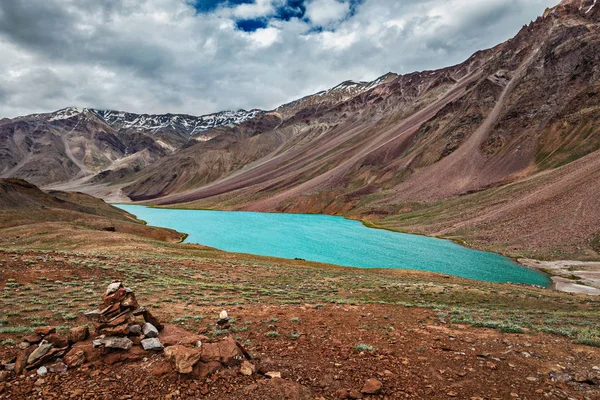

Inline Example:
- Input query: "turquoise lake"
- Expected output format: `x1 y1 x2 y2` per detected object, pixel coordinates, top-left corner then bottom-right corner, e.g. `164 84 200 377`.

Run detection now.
116 205 550 287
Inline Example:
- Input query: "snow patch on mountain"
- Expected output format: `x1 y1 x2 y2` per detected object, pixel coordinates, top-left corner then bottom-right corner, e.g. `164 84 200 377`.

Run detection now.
91 109 262 136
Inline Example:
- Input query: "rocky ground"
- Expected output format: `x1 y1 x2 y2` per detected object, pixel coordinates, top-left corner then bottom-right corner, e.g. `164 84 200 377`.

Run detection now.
0 250 599 399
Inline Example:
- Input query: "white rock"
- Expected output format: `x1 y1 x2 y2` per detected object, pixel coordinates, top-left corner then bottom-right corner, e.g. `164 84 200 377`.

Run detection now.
141 338 163 351
142 322 158 338
265 371 281 379
36 366 47 376
105 282 122 295
219 310 229 320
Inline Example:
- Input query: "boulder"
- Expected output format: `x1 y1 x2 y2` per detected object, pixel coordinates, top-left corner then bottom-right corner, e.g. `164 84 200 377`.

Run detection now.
98 323 130 337
103 347 145 365
191 361 222 379
105 282 122 296
100 337 133 350
28 346 69 369
200 336 245 366
68 326 89 343
129 324 142 336
22 333 42 344
14 346 35 375
164 345 202 374
48 361 68 373
267 378 313 400
144 310 164 331
121 292 138 309
34 326 56 336
84 309 106 323
64 348 86 368
45 333 69 348
142 322 159 338
159 324 208 347
27 341 53 365
141 338 164 351
240 360 255 376
361 379 382 395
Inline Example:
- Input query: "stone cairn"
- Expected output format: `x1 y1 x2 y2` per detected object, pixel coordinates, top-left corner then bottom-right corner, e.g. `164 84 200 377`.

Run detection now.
85 280 164 352
3 281 251 381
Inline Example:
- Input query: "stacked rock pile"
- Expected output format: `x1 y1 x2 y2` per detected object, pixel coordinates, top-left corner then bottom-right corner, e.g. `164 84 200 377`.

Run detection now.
2 281 252 382
85 280 165 352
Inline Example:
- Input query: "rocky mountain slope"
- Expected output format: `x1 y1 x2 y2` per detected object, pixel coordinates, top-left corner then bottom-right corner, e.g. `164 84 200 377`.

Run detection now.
0 107 261 187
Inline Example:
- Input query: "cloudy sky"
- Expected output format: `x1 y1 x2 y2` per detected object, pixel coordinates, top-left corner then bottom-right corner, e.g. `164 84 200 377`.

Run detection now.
0 0 559 118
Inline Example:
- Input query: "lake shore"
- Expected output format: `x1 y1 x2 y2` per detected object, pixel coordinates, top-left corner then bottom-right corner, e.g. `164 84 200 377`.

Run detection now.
519 259 600 296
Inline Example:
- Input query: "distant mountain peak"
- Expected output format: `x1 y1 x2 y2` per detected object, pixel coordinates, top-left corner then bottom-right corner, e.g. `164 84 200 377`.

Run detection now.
89 108 262 136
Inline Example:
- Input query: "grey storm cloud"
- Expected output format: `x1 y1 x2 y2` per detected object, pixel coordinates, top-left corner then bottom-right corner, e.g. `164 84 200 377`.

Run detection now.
0 0 560 118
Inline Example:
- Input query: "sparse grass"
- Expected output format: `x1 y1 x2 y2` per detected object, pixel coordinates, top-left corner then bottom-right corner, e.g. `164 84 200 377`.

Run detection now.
0 249 598 349
266 331 279 338
354 344 375 352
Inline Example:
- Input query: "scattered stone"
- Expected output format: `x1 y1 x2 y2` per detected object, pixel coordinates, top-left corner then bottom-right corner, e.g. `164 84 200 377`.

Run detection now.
141 338 164 351
142 322 159 338
361 378 382 394
348 389 363 399
129 325 142 336
164 345 203 374
4 364 14 372
266 371 282 379
34 326 56 336
68 348 88 366
36 366 47 376
27 341 53 365
217 310 231 328
48 361 68 373
240 360 255 376
0 371 10 382
68 326 89 343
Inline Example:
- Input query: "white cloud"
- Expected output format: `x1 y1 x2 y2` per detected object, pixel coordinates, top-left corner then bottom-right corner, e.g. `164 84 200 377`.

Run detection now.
305 0 350 26
0 0 561 118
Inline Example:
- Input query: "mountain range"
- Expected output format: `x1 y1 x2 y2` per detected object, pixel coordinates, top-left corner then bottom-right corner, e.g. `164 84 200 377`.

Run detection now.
1 0 599 260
